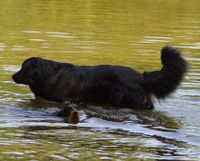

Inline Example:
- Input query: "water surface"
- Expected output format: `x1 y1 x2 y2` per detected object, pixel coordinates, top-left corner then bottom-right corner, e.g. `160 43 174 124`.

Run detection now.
0 0 200 160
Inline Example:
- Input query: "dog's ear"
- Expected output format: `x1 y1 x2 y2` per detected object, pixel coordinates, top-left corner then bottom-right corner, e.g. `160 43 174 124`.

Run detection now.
27 58 45 82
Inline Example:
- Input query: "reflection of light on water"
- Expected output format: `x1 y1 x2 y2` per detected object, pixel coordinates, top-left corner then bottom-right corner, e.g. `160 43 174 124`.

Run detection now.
138 35 174 44
187 58 200 61
28 39 46 42
48 35 76 39
0 105 193 146
12 45 24 51
3 65 20 72
50 155 68 160
11 45 35 51
177 89 200 97
0 43 6 51
45 31 69 35
1 152 24 155
177 43 200 49
22 30 41 34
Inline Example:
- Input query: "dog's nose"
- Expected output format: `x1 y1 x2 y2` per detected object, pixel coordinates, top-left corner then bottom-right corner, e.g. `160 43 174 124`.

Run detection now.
12 74 16 81
12 73 19 83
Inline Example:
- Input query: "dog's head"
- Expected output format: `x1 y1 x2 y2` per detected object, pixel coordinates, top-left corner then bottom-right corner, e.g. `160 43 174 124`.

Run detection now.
12 57 43 85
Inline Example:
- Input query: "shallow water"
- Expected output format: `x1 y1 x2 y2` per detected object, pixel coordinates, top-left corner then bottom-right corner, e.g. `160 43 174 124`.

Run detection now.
0 0 200 160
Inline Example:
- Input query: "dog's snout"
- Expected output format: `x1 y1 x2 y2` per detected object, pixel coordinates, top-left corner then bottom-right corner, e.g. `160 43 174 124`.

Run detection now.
12 72 18 82
12 71 23 84
12 71 28 85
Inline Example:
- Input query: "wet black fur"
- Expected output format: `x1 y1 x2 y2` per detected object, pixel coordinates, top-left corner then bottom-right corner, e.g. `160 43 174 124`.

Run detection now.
12 46 188 109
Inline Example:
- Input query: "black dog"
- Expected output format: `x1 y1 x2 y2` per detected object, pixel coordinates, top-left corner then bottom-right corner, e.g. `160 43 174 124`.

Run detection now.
12 46 188 109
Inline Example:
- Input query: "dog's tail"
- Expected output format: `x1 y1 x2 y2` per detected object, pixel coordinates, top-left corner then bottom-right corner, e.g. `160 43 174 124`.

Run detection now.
139 46 188 99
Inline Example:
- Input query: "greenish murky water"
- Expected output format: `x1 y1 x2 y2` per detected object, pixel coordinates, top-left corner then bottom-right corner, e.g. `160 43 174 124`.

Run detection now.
0 0 200 160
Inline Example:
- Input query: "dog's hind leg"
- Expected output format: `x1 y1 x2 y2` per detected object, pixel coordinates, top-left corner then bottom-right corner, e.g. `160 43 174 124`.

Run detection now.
142 94 154 109
110 83 146 109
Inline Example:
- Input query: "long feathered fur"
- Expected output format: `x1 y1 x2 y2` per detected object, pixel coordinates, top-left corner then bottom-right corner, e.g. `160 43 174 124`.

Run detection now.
139 46 188 99
12 46 188 109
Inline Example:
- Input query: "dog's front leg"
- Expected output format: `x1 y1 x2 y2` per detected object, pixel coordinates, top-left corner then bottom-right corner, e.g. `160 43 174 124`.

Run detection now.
55 104 80 124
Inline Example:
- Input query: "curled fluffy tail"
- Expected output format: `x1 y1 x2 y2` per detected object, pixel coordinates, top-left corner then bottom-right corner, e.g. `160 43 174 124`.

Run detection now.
140 46 188 99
